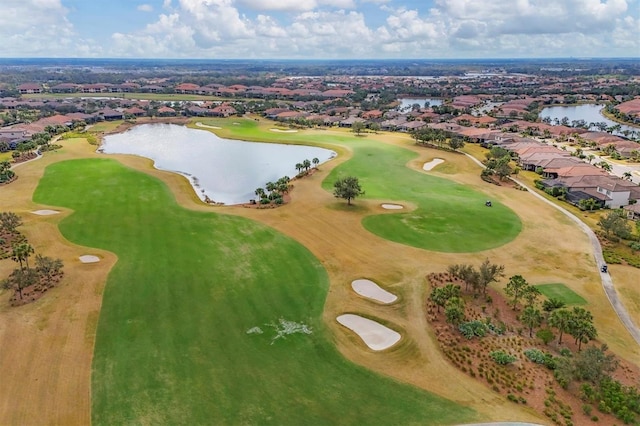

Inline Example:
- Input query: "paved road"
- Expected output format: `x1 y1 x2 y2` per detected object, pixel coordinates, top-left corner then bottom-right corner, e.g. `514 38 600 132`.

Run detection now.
465 154 640 346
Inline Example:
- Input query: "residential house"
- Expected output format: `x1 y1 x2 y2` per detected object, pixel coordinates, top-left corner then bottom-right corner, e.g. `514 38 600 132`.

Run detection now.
211 103 237 117
18 83 43 94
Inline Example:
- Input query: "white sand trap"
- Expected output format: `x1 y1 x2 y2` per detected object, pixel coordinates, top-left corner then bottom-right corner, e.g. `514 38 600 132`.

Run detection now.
269 128 299 133
423 158 445 171
337 314 401 351
351 279 398 304
195 122 221 129
31 209 60 215
381 203 404 210
79 255 100 263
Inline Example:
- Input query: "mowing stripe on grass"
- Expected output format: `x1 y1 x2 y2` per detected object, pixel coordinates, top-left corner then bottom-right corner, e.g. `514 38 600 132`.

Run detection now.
322 142 522 253
34 158 477 425
534 283 587 305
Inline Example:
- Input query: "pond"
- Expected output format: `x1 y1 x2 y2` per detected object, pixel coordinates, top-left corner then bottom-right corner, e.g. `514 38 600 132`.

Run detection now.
539 104 639 137
101 123 336 205
397 98 443 111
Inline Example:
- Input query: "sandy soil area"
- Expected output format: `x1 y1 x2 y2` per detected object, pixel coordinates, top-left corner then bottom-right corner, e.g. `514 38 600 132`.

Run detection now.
195 122 221 130
381 203 404 210
269 128 298 133
31 209 60 215
336 314 401 351
423 158 445 171
351 279 398 304
0 138 116 425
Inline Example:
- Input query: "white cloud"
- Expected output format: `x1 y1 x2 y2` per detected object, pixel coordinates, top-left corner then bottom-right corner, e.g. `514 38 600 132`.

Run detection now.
1 0 635 58
238 0 356 12
0 0 101 57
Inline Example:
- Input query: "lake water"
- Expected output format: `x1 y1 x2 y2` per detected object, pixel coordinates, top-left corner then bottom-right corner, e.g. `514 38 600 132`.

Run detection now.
101 123 336 205
398 98 443 110
539 104 639 136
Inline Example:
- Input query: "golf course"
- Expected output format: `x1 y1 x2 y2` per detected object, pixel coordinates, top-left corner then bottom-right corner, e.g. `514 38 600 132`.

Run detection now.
1 116 638 425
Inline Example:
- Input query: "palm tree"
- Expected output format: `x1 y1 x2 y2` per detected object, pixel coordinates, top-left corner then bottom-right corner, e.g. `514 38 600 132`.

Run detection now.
312 158 319 168
295 163 303 175
265 181 277 196
255 188 265 199
568 307 597 351
599 161 612 172
549 309 572 345
302 159 311 172
623 171 632 181
521 306 543 337
11 242 34 270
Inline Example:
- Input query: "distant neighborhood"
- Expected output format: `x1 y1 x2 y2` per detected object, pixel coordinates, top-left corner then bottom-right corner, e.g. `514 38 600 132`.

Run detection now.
2 70 640 215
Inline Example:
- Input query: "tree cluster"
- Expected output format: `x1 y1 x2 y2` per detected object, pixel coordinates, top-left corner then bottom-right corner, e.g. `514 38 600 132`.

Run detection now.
254 176 290 206
0 212 64 305
598 209 634 241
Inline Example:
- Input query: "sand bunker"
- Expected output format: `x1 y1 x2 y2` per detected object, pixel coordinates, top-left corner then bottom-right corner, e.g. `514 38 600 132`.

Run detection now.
423 158 445 171
351 279 398 304
381 204 403 210
269 128 298 133
79 255 100 264
31 210 60 215
195 122 221 129
337 314 401 351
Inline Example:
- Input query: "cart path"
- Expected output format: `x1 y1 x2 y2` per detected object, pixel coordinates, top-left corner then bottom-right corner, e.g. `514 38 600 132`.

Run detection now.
465 153 640 346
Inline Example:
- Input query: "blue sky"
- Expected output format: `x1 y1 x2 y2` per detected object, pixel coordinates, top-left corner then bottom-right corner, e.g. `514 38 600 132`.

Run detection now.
0 0 638 59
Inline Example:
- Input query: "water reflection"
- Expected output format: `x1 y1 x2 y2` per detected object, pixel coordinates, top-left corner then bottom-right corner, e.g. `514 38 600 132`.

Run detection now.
101 123 336 205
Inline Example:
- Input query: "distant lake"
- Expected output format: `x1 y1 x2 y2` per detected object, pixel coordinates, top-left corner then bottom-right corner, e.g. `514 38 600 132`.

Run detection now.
539 104 639 136
398 98 443 110
101 124 336 205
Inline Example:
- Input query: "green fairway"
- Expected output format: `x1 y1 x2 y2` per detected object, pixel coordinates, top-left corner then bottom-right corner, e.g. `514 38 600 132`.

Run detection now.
34 158 477 425
534 283 587 305
322 141 522 252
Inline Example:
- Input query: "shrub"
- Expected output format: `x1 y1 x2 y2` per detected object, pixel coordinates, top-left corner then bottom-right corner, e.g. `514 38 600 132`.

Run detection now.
490 350 517 365
524 348 546 364
537 327 555 344
458 320 488 339
603 249 622 264
560 348 572 357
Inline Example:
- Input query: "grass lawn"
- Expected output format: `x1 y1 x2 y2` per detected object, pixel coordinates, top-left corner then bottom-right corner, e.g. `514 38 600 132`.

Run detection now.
33 158 477 425
322 141 522 252
534 283 587 305
190 118 521 252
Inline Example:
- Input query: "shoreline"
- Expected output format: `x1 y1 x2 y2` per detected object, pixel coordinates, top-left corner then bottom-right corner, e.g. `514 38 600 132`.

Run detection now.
97 118 331 208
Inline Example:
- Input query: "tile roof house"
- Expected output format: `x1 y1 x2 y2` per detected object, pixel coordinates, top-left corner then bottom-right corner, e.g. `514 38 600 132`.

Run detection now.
18 83 43 94
543 175 640 209
211 103 237 117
